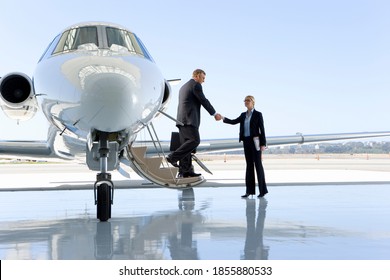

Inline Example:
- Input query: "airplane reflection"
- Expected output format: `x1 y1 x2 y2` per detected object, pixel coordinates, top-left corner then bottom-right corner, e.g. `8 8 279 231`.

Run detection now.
95 222 113 259
93 188 202 260
0 188 271 260
2 185 387 260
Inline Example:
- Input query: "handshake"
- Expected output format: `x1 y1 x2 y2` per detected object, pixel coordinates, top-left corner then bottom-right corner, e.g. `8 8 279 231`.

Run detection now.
214 113 223 121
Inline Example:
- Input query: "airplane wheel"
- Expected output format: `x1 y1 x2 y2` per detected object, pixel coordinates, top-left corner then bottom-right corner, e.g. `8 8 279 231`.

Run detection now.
97 183 111 222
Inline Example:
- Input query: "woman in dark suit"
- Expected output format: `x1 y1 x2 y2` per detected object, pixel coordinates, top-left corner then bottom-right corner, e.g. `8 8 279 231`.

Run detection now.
223 95 268 198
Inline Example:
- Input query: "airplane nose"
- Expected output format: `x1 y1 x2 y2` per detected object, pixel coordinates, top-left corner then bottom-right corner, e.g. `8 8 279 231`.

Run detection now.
78 64 163 133
81 70 140 132
84 71 136 105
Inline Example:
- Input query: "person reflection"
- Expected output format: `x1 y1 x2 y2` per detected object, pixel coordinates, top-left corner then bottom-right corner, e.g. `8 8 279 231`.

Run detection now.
168 188 199 259
242 198 269 260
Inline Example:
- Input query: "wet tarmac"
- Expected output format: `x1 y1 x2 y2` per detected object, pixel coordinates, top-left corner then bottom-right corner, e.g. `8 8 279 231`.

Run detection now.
0 158 390 260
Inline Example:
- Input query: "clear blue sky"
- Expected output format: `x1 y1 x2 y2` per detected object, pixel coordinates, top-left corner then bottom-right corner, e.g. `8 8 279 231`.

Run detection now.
1 0 389 141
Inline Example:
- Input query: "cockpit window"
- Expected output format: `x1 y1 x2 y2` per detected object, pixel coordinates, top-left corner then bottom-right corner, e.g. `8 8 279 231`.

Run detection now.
106 27 141 54
53 26 98 54
49 25 153 61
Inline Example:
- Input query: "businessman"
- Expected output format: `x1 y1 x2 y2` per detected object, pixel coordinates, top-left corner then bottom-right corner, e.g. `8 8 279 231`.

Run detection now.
167 69 221 177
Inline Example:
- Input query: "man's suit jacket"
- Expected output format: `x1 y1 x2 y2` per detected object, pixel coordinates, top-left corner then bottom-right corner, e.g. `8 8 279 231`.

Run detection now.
176 79 216 128
223 109 267 146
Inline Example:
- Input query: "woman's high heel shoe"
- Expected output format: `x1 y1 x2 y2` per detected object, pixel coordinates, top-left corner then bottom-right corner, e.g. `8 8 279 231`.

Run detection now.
257 191 268 198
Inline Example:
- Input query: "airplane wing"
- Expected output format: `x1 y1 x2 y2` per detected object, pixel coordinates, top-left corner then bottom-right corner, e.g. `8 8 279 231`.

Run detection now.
0 140 53 159
124 130 390 186
0 126 76 161
2 130 389 160
137 131 390 155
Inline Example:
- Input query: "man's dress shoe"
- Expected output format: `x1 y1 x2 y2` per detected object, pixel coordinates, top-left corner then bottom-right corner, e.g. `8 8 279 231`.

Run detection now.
183 172 201 178
166 156 179 168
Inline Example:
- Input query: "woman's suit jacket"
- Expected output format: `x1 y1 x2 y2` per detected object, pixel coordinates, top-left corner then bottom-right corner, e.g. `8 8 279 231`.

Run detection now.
223 109 267 146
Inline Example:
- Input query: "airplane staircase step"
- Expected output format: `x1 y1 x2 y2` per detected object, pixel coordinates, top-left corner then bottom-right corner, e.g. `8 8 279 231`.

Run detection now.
126 145 205 188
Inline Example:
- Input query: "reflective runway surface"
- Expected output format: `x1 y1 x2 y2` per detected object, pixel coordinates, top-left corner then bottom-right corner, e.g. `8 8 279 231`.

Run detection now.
1 182 390 260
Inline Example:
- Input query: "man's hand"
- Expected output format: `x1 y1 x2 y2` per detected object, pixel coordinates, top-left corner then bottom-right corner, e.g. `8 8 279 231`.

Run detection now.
214 113 222 121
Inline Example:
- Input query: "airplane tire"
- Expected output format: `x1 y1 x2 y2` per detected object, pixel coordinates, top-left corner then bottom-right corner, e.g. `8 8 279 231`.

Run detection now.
97 183 111 222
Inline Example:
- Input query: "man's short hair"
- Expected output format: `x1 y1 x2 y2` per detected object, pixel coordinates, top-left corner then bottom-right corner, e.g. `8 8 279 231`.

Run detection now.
192 69 206 78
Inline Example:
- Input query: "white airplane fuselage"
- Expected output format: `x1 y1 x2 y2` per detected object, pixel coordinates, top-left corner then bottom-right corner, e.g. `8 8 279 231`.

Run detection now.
33 22 166 142
15 22 173 221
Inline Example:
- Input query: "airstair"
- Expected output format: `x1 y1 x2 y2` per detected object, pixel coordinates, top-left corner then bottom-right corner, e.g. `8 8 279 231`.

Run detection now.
125 123 206 188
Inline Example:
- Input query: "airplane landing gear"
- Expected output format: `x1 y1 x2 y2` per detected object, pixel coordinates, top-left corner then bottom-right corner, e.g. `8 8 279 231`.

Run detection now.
93 133 114 222
94 173 113 221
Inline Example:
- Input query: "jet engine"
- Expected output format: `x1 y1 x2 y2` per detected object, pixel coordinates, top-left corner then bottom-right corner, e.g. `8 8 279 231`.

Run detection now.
159 80 172 113
0 72 38 122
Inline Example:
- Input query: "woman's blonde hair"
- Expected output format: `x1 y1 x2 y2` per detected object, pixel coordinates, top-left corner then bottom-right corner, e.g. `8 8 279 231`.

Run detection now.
245 95 255 105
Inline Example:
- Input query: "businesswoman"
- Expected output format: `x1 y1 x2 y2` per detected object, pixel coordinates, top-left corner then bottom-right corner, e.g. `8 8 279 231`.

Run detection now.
223 95 268 198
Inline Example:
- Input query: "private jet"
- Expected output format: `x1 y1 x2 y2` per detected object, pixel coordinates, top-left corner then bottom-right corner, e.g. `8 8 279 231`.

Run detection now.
1 21 389 221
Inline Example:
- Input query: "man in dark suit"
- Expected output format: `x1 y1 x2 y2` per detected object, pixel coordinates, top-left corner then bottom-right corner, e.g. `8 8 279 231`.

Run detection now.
223 95 268 197
167 69 221 177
